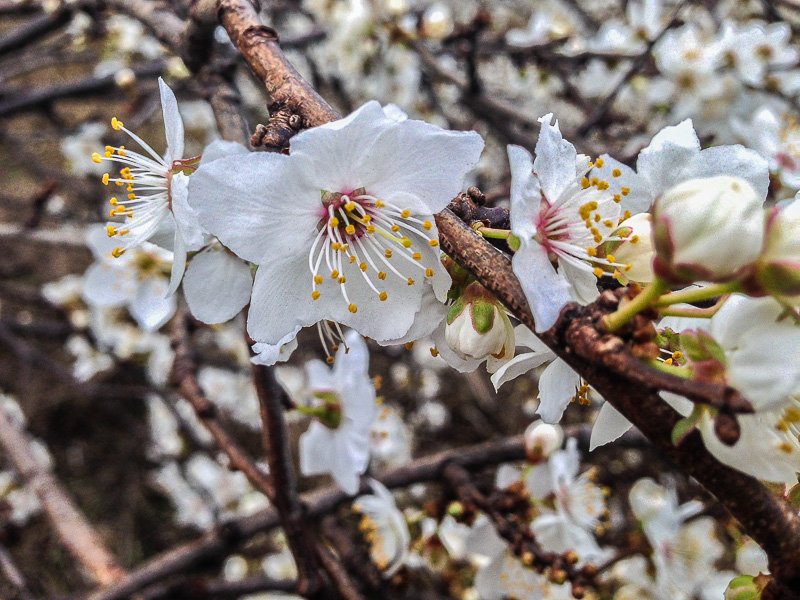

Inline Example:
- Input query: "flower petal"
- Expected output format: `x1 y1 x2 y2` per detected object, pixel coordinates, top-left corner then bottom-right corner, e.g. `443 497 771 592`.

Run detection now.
158 77 184 162
537 359 580 424
184 249 253 324
534 114 578 203
590 402 633 450
129 277 176 331
82 262 134 307
592 154 653 213
512 242 572 332
507 144 542 240
637 119 699 197
680 145 769 201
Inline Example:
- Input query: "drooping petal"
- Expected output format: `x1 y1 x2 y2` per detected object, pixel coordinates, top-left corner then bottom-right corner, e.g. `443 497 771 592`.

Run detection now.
512 242 572 332
166 230 187 298
158 77 184 163
491 349 555 390
534 114 578 203
590 402 633 450
129 277 176 331
251 327 299 366
361 119 484 214
183 249 253 324
537 359 580 424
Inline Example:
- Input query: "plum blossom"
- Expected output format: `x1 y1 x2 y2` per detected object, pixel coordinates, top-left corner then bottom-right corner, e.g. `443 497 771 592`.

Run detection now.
715 20 799 86
298 330 378 494
189 101 483 348
353 479 410 576
94 78 205 295
81 225 175 331
491 325 589 424
508 114 624 331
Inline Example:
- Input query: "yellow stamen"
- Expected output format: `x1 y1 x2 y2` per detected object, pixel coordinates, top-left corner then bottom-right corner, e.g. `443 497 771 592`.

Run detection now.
312 290 321 300
348 303 358 313
111 117 124 130
91 152 103 164
102 173 110 185
401 209 410 218
112 247 125 258
379 292 387 301
612 168 621 177
425 268 434 277
593 267 603 278
423 221 432 230
384 250 392 258
329 217 339 228
429 239 439 247
330 269 339 278
345 224 356 235
378 272 387 280
106 225 117 237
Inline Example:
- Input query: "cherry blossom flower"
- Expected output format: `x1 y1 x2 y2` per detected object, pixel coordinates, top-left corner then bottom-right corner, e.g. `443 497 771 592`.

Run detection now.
94 78 205 295
189 101 483 347
81 225 175 331
715 21 799 86
507 114 624 331
298 331 378 494
353 479 410 576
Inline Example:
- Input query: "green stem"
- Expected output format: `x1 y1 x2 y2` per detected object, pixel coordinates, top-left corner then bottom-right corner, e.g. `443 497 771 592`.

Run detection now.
657 298 726 319
477 227 512 240
644 358 694 378
603 279 669 332
654 281 741 307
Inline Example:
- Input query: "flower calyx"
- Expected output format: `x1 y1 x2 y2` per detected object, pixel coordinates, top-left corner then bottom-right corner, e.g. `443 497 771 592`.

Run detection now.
297 390 343 429
444 282 515 362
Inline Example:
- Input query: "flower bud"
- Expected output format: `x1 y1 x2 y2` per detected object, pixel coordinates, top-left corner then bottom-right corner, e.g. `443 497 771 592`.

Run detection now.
444 283 515 363
606 213 655 283
752 198 800 302
524 421 563 463
628 478 670 522
421 3 454 40
652 176 764 283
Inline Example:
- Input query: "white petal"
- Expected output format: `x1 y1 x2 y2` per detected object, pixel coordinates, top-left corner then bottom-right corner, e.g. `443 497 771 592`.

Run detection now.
590 402 633 450
170 173 205 251
299 423 335 476
166 231 187 298
82 262 134 307
507 145 542 240
491 351 553 390
430 318 483 373
379 287 448 347
251 328 299 366
512 242 572 332
189 151 321 264
129 277 176 331
361 119 484 214
198 139 249 165
680 145 769 201
559 259 599 305
534 114 578 202
592 154 653 213
183 250 253 324
637 119 700 197
537 359 580 424
159 77 184 162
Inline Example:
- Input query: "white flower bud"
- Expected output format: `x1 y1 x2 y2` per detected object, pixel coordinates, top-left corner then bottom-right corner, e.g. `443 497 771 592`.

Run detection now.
753 198 800 302
421 3 454 40
609 213 655 283
628 478 671 522
444 287 515 364
652 176 764 283
524 421 563 463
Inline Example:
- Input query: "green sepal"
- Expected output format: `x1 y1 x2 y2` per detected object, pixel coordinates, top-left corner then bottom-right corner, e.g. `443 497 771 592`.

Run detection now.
470 301 496 334
786 483 800 511
446 297 466 325
724 576 761 600
671 404 705 446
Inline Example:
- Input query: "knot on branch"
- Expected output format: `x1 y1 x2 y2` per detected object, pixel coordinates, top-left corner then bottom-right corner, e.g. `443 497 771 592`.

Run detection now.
242 23 279 44
251 104 303 150
447 188 510 230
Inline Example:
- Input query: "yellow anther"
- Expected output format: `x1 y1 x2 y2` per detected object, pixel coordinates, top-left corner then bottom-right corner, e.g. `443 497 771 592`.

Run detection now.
102 173 110 185
117 146 126 157
607 254 616 263
630 235 640 244
344 202 356 211
362 214 371 222
111 117 124 130
404 342 414 350
314 275 323 284
603 219 614 228
581 177 590 189
115 180 124 187
91 152 103 164
407 277 415 285
401 209 411 218
330 269 339 279
348 303 358 313
326 356 334 364
613 269 622 278
385 250 393 258
422 221 432 230
378 271 387 280
126 184 133 192
311 290 321 300
104 150 113 158
621 187 630 196
329 217 340 228
594 214 601 222
425 268 434 277
594 233 602 243
590 177 599 186
594 158 604 168
118 229 130 236
360 262 367 272
624 263 632 271
613 193 621 203
128 193 136 200
597 180 609 190
349 256 356 264
586 247 597 257
664 358 673 366
332 242 342 251
593 267 604 278
120 167 131 176
379 292 388 301
345 224 356 235
112 247 125 258
375 200 385 208
338 276 346 284
106 225 118 237
429 239 439 247
672 351 683 360
623 210 631 219
391 225 400 232
590 227 600 236
366 225 376 233
612 168 621 177
401 237 412 248
109 197 118 205
340 244 348 252
579 201 598 220
412 252 422 260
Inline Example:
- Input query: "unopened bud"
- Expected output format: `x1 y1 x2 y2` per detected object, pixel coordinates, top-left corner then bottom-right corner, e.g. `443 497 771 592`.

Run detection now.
752 198 800 302
445 283 515 365
652 176 764 283
524 421 563 463
724 575 762 600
